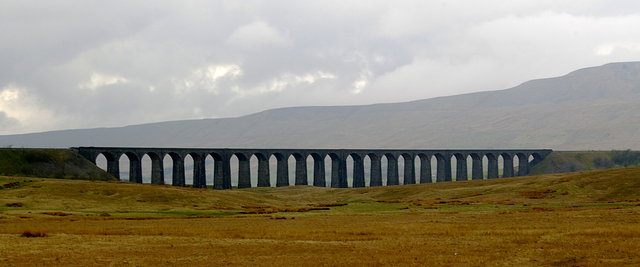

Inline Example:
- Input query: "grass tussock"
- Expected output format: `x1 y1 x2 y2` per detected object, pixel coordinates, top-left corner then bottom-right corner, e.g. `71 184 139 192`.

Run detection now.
520 188 557 199
40 211 72 216
20 231 47 238
309 203 348 207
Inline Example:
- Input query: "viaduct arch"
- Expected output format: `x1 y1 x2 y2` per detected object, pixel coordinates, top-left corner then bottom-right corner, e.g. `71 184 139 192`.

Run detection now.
76 147 551 189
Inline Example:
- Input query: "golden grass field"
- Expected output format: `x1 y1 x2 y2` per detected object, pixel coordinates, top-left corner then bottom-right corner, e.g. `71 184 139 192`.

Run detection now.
1 168 640 266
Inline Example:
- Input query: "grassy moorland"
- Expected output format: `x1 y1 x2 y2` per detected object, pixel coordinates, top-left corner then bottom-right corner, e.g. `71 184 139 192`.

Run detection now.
1 168 639 266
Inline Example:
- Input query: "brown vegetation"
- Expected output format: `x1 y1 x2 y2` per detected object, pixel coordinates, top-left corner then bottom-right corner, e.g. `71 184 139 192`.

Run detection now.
0 168 640 266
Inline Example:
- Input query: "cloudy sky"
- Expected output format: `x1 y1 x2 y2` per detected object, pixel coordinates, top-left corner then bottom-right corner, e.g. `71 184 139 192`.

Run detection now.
1 0 640 135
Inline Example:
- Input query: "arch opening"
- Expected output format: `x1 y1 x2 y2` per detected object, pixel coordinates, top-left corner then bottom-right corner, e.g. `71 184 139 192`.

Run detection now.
163 154 174 185
363 155 372 187
95 153 108 172
118 153 140 183
141 154 152 184
268 154 278 187
249 154 259 188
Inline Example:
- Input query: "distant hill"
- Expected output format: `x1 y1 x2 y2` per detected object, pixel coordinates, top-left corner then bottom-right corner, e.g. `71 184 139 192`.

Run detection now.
1 62 640 150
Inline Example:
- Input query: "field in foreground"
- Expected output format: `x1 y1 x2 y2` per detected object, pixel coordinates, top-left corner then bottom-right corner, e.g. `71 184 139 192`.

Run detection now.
1 168 640 266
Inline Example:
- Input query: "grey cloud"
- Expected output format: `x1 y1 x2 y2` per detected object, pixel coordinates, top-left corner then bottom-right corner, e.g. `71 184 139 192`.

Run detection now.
1 0 640 134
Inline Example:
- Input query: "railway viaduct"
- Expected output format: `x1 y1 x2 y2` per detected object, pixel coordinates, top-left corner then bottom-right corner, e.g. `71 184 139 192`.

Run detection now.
75 147 552 189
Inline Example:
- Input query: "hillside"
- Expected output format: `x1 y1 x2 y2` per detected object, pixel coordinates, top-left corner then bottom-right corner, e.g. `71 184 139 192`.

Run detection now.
1 62 640 149
530 150 640 174
0 149 114 180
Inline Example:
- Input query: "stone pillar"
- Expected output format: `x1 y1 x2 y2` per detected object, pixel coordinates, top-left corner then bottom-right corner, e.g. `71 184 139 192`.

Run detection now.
403 156 415 185
192 156 206 188
172 156 185 187
518 155 529 176
257 157 270 187
370 156 382 187
213 157 225 189
436 155 452 182
295 157 308 185
340 158 348 188
151 156 164 185
472 156 483 180
276 156 289 187
313 157 325 187
419 155 432 183
353 156 365 188
107 157 120 180
331 156 347 188
129 156 142 183
387 156 399 185
502 154 514 178
487 156 499 179
237 156 251 188
222 156 232 189
455 155 467 182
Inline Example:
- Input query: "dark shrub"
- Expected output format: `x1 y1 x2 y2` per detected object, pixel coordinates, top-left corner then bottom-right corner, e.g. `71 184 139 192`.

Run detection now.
5 202 23 207
611 150 640 167
592 157 613 168
20 231 47 238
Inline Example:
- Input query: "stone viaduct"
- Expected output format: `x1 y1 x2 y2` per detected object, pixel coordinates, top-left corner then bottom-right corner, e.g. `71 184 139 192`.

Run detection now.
75 147 552 189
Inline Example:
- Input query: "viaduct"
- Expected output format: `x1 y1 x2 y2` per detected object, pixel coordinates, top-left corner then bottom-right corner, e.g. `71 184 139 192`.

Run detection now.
75 147 552 189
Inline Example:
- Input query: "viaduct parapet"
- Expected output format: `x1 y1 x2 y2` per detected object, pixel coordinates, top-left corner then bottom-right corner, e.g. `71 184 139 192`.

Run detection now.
75 147 552 189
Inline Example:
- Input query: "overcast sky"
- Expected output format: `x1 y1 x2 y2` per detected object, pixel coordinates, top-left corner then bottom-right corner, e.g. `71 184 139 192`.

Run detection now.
1 0 640 135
